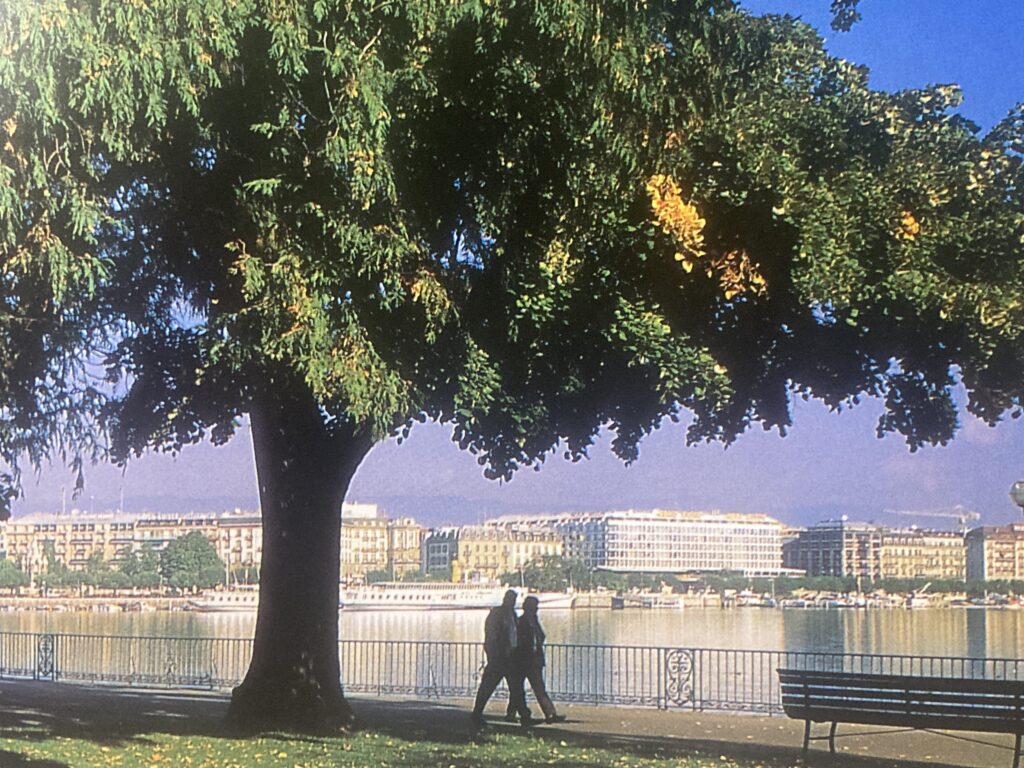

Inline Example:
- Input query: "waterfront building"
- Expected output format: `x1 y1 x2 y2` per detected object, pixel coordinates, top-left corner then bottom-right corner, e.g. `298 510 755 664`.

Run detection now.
452 525 562 582
785 520 966 581
214 514 263 572
488 509 785 576
421 527 459 575
419 525 562 581
879 528 965 580
340 503 386 580
5 516 140 574
965 524 1024 581
783 520 883 579
386 517 427 578
1 503 422 580
135 516 220 552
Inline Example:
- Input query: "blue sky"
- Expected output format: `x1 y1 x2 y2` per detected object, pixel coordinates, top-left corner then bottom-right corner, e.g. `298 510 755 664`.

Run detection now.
13 1 1024 528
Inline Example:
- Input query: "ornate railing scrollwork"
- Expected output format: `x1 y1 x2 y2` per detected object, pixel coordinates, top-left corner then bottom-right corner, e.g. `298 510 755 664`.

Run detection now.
35 634 56 681
664 649 694 707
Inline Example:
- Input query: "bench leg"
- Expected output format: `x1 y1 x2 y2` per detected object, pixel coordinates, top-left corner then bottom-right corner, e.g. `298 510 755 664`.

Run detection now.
828 722 837 754
802 720 810 754
1014 733 1021 768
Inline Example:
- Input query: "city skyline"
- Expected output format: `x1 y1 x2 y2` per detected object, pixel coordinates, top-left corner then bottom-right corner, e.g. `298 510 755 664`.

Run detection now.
10 1 1024 528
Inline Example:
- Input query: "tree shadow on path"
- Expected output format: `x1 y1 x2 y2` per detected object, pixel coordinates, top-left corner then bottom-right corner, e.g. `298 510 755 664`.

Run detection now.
0 682 1010 768
0 679 230 749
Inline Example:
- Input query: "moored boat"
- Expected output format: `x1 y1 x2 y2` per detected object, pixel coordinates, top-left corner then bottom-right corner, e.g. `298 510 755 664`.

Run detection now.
187 587 259 612
528 592 577 610
339 581 506 611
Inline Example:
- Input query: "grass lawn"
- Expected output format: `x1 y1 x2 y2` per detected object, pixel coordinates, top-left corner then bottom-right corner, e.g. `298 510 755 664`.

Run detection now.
0 729 774 768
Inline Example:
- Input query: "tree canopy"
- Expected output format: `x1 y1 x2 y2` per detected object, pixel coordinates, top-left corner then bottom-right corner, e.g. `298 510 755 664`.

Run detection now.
1 0 1021 729
0 0 1020 498
159 530 226 591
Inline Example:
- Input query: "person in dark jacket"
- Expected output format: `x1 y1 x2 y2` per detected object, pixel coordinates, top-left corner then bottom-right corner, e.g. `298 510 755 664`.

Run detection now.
511 595 565 724
471 589 529 728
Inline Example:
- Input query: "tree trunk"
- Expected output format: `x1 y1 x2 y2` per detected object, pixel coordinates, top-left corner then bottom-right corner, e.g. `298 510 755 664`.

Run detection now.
226 381 372 733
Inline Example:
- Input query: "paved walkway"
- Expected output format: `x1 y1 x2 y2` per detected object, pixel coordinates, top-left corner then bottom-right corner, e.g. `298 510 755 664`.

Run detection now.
0 679 1016 767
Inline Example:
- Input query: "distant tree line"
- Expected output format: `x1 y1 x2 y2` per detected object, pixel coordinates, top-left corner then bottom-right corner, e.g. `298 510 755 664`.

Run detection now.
1 531 229 593
503 559 1024 599
500 555 687 593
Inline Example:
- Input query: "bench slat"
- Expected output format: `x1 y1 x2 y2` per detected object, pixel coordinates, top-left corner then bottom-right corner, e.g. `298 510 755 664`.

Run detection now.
782 705 1024 734
782 696 1024 721
778 669 1024 695
780 684 1023 708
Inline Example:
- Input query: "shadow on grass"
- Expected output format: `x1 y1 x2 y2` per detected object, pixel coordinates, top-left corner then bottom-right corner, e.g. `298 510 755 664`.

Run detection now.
350 698 1003 768
0 750 69 768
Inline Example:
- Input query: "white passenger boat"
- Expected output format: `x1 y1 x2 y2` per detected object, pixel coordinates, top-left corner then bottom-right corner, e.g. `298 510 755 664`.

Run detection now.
339 582 578 611
189 582 576 612
187 588 259 612
339 581 507 611
528 592 577 610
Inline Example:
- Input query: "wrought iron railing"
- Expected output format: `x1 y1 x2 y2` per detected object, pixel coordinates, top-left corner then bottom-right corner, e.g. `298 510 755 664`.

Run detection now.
1 631 1022 714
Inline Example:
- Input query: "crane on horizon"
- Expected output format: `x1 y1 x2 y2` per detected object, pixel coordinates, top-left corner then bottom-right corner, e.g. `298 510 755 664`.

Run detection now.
883 505 981 533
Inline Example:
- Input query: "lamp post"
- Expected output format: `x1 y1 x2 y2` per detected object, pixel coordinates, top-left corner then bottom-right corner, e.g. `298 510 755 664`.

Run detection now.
1010 481 1024 515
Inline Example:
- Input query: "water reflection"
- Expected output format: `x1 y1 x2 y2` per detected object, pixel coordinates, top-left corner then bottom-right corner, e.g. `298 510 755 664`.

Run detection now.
0 607 1021 658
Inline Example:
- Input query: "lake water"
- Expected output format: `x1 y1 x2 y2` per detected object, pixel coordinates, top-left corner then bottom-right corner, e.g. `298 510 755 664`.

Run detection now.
1 607 1022 659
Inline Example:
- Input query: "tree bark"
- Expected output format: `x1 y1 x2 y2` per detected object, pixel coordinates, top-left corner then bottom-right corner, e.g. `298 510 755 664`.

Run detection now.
225 380 372 733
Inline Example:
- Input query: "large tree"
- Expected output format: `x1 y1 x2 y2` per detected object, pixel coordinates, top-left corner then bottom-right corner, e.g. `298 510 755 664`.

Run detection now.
2 0 1021 730
160 530 226 590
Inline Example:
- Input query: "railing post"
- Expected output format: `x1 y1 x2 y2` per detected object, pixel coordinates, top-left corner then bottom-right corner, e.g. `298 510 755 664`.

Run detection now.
658 647 665 710
695 649 702 712
35 633 56 681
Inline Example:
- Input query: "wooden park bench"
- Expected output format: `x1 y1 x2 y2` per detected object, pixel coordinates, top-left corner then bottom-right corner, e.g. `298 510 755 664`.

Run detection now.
778 668 1024 768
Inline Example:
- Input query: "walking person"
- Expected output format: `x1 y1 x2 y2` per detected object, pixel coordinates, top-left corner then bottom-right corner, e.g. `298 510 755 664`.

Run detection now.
513 596 565 724
471 589 529 728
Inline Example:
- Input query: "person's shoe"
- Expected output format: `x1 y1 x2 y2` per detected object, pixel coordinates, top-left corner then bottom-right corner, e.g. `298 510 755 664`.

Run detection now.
504 712 518 723
470 712 487 729
545 714 566 724
520 715 538 728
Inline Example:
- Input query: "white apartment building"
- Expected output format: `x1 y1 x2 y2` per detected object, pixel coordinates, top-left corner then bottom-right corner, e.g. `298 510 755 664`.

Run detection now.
488 509 785 576
215 514 263 570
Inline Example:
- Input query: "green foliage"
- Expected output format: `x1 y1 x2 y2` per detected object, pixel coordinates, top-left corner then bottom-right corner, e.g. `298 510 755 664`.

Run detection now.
967 580 1024 599
1 0 1020 499
35 540 71 589
769 575 863 595
829 0 862 31
364 568 392 584
400 568 449 583
159 531 226 591
0 558 29 589
120 546 163 589
503 555 566 592
765 576 1024 597
73 551 131 590
702 571 755 594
